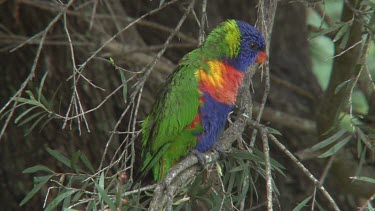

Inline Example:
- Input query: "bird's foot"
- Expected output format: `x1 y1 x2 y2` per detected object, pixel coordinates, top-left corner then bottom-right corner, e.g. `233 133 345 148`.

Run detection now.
190 149 206 168
213 143 227 159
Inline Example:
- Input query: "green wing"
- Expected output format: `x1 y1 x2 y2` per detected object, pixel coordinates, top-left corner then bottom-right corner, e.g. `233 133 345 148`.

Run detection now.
141 60 201 180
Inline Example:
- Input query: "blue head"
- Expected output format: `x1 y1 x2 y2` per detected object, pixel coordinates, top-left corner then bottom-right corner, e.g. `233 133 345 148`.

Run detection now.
227 20 267 71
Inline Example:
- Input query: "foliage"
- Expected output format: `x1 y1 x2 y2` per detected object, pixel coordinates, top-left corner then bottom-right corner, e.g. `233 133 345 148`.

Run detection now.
1 0 375 210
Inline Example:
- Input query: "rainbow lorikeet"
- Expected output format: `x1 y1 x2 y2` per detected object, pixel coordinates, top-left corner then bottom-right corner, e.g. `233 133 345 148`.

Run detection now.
141 19 267 181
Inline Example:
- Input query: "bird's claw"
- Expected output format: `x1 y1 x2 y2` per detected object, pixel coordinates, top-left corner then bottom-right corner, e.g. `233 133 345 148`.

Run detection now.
190 149 206 168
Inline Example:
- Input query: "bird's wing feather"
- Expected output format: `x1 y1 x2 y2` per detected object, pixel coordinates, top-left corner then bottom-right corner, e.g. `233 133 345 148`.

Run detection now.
141 60 201 160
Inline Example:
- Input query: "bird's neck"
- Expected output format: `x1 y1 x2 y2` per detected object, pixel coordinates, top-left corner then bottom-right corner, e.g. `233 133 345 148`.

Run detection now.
196 61 244 105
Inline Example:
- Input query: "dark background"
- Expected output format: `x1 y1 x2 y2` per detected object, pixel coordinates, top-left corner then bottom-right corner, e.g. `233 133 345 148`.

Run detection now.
1 0 374 210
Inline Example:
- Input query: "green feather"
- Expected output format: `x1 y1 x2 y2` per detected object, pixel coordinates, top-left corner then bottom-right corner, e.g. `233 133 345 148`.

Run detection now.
141 20 242 181
141 64 201 181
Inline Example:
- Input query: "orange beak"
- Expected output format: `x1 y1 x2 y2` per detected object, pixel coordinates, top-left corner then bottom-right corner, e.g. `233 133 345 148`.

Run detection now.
255 51 267 64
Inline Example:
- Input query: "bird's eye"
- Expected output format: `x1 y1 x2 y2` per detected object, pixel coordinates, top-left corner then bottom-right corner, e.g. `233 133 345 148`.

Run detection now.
250 42 258 50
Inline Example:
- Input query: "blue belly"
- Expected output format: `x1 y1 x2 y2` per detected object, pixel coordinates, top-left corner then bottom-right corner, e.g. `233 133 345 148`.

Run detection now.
195 91 233 152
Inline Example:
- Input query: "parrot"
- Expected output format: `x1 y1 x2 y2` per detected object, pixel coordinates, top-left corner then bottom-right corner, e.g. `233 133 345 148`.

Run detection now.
140 19 267 181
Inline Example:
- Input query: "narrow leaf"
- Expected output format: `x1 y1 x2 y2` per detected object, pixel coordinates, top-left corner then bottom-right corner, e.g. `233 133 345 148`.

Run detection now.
38 72 48 102
46 148 71 168
95 183 117 211
25 90 36 100
14 97 43 107
173 197 190 205
14 106 38 124
309 23 345 39
44 190 77 211
23 165 54 174
80 153 95 173
267 127 282 136
334 79 352 94
25 113 47 136
318 135 352 158
18 111 44 127
215 162 222 176
19 175 53 206
333 23 350 42
99 172 105 190
118 70 127 104
70 150 81 172
308 129 346 152
339 28 351 50
350 176 375 184
293 195 312 211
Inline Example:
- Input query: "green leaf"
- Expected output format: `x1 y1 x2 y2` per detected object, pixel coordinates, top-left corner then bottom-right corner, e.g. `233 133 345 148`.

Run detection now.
0 103 25 120
17 111 44 127
238 166 250 204
173 197 190 205
39 92 51 110
99 172 105 190
72 181 90 202
267 127 282 136
44 189 77 211
14 97 43 107
38 72 48 102
25 113 47 136
70 150 81 172
215 162 222 176
115 187 121 208
339 27 351 50
229 164 249 172
333 23 350 42
334 79 352 94
309 23 345 40
318 135 351 158
118 70 127 104
33 175 54 183
95 183 116 211
350 176 375 184
80 153 95 173
14 106 38 124
46 147 71 168
227 170 236 194
23 165 54 174
25 90 36 100
292 195 312 211
230 150 263 162
309 129 346 152
19 175 53 206
109 57 115 66
354 147 366 177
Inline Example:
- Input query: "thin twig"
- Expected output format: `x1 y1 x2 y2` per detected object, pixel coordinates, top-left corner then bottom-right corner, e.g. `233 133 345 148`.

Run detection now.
198 0 207 45
253 1 278 210
0 0 75 141
328 37 364 60
310 155 335 211
62 12 90 133
70 0 183 82
89 0 98 31
268 134 340 211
